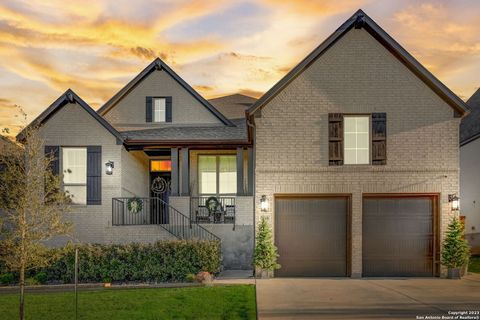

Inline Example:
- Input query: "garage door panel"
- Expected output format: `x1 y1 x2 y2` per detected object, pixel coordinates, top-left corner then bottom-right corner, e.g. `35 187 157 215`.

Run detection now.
275 197 348 277
363 196 434 277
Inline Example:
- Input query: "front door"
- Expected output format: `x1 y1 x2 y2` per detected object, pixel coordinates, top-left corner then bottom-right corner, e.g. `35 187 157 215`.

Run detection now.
150 172 171 224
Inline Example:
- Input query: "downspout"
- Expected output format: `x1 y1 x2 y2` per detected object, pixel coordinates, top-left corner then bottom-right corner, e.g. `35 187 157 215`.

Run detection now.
246 115 257 276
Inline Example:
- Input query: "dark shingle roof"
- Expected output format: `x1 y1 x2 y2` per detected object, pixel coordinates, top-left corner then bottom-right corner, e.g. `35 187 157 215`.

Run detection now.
460 88 480 145
208 94 257 119
122 118 247 141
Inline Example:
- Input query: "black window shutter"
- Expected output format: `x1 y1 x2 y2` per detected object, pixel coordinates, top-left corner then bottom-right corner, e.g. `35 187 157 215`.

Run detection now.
44 146 60 175
146 96 153 122
87 146 102 205
166 97 172 122
372 113 387 165
328 113 344 166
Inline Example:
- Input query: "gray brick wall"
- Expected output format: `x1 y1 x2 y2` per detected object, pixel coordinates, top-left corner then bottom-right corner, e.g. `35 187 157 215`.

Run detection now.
39 102 174 245
253 28 460 277
102 69 221 128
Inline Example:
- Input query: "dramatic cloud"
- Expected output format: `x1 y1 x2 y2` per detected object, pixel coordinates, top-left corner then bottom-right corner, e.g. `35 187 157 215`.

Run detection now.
0 0 478 136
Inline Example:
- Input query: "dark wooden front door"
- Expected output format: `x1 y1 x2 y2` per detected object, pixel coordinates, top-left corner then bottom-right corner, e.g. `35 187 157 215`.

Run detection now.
362 196 435 277
275 196 349 277
150 172 171 224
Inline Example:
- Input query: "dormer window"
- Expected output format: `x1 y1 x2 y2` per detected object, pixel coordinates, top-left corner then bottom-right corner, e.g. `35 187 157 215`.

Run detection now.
153 98 166 122
146 96 172 123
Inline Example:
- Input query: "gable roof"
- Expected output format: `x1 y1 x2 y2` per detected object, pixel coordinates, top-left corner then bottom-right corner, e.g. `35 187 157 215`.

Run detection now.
208 94 257 119
17 89 123 142
247 9 470 117
97 58 234 126
460 88 480 146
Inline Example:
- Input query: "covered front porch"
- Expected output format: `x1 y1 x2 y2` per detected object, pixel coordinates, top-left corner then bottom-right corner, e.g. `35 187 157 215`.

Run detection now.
113 144 254 230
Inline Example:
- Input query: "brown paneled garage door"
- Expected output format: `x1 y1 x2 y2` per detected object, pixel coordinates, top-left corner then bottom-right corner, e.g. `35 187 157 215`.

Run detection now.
363 196 435 277
275 196 349 277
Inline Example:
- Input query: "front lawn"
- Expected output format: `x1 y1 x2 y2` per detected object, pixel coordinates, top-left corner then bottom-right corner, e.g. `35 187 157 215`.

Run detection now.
0 285 256 320
469 255 480 273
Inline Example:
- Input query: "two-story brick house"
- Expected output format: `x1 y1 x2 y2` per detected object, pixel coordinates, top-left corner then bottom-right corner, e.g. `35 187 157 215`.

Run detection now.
247 10 469 277
19 9 469 277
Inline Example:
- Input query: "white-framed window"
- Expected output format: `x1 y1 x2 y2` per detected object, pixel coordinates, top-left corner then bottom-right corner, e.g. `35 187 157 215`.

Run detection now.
198 155 237 195
153 98 166 123
62 147 87 205
344 116 370 165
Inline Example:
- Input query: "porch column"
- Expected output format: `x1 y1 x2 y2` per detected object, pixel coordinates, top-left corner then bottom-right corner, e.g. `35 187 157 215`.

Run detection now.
247 147 254 196
171 147 179 196
181 148 189 196
236 147 244 196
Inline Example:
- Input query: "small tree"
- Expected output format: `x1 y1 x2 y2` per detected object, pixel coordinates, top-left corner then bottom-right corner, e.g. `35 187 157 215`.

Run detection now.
441 216 470 270
0 119 71 320
253 216 280 275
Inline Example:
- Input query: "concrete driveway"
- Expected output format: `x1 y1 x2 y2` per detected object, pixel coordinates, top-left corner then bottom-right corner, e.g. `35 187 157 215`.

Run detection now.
256 274 480 319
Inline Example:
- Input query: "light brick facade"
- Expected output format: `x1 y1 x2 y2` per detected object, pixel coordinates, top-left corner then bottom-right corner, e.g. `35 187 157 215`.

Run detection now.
102 69 221 129
253 28 460 277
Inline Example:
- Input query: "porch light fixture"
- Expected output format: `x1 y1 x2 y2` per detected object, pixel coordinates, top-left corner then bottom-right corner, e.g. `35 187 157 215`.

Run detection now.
260 195 269 212
105 161 114 175
448 194 460 211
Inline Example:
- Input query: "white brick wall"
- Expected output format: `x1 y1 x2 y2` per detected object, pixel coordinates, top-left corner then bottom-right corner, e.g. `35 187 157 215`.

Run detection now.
253 28 460 277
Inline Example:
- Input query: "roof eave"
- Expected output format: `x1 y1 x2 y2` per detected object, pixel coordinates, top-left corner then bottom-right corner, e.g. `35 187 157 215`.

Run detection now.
97 58 235 126
17 89 124 143
247 9 470 117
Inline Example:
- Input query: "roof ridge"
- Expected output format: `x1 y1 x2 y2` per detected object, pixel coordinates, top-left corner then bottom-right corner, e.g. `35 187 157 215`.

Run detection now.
17 89 123 142
247 8 470 117
97 58 234 126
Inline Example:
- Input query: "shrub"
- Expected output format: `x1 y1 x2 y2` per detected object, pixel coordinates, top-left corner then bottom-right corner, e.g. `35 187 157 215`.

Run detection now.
33 271 47 284
253 217 280 272
0 273 14 285
442 216 471 269
28 240 222 283
185 273 196 283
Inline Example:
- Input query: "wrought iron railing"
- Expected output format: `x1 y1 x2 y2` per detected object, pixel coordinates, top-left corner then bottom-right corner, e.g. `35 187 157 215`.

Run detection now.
190 196 236 230
112 197 219 241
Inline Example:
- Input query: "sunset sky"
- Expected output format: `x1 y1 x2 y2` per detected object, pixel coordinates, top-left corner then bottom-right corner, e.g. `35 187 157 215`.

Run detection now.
1 0 479 135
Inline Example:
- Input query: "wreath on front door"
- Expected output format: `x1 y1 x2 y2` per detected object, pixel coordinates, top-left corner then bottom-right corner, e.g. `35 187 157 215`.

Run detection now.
127 197 143 213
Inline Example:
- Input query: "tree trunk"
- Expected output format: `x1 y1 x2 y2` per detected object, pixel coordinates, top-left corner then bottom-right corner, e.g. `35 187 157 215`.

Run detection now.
19 263 25 320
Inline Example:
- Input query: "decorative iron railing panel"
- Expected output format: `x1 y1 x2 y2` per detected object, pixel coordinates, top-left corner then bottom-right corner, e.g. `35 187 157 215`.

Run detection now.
112 197 219 241
190 196 236 230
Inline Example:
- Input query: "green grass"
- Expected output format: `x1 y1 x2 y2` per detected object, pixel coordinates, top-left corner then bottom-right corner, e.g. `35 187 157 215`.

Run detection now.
469 255 480 273
0 285 256 320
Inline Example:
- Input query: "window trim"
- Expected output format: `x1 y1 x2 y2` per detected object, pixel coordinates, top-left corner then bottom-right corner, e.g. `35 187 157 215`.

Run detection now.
343 114 372 166
152 97 167 123
61 146 88 205
197 154 237 196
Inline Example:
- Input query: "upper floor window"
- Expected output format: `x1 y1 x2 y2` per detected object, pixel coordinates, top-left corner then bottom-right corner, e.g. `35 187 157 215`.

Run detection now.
198 155 236 195
153 98 166 122
344 116 369 165
62 147 87 204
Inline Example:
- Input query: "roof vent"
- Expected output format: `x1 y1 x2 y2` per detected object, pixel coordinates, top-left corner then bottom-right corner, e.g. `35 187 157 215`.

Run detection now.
66 92 74 103
354 14 366 29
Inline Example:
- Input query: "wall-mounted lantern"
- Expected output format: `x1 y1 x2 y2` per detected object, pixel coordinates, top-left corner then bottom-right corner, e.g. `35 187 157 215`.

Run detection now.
260 195 269 212
448 194 460 211
105 161 114 175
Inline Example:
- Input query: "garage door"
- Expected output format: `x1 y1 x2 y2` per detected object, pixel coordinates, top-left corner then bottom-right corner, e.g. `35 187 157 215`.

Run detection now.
363 196 435 277
275 196 349 277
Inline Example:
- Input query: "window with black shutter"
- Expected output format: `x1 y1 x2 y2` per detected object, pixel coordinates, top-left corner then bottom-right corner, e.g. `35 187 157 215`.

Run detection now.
86 146 102 205
146 96 153 122
328 113 344 165
371 113 387 165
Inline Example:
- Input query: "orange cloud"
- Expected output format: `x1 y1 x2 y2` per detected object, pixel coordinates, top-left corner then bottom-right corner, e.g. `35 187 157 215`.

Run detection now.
260 0 371 16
